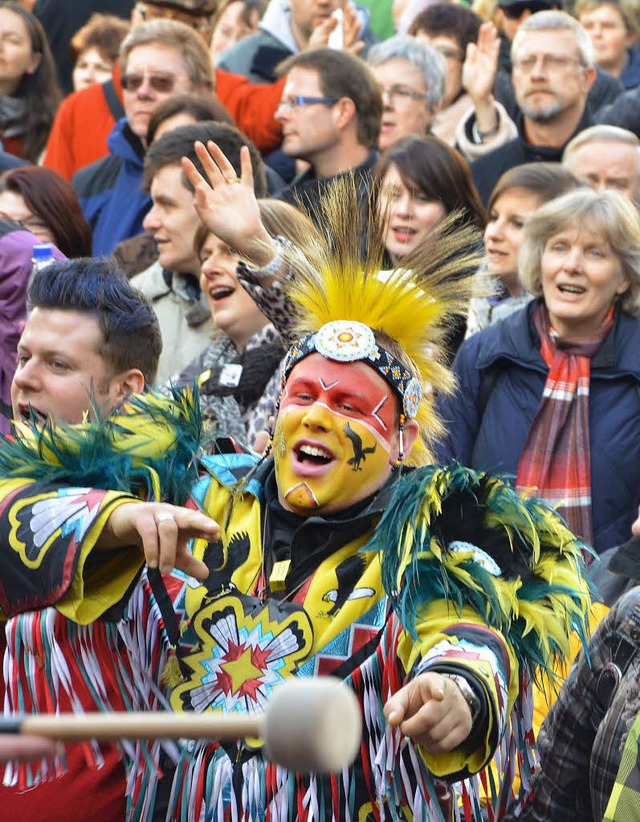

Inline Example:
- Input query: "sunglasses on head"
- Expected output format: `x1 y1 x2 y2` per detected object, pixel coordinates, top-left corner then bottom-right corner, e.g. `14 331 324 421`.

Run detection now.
121 72 181 93
500 2 554 18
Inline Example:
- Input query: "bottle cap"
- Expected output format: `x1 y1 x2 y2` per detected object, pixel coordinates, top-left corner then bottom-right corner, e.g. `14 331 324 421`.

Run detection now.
32 243 53 261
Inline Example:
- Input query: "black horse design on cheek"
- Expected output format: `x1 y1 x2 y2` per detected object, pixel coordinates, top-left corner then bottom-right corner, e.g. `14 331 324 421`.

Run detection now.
343 422 377 471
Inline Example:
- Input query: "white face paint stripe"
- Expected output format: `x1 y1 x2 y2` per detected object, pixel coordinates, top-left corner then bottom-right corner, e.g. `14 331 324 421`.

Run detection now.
280 401 392 453
319 377 340 390
371 395 389 431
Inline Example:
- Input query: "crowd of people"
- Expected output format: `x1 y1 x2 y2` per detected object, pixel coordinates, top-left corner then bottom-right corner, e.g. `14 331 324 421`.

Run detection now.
0 0 639 820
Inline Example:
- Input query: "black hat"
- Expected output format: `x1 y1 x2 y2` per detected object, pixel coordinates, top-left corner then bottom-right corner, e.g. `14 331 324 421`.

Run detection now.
498 0 562 10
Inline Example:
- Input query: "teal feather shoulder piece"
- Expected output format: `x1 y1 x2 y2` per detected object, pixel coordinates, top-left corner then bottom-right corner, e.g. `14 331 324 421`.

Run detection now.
370 462 592 680
0 386 203 505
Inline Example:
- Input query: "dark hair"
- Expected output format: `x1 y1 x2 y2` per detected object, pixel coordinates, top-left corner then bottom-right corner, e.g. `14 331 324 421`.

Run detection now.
277 48 382 150
409 3 483 55
488 162 582 212
374 135 486 230
146 93 234 144
1 3 63 162
70 13 130 64
143 120 267 196
28 258 162 384
212 0 267 29
0 166 93 257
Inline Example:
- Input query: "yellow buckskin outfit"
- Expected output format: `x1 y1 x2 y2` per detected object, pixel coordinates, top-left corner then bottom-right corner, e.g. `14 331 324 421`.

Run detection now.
0 182 590 821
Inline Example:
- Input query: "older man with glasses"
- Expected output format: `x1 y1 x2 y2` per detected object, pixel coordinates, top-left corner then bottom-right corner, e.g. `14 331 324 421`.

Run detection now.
470 10 600 203
72 17 214 257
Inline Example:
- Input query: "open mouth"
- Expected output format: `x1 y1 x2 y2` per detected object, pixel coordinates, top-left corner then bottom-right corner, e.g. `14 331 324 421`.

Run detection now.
18 404 47 425
392 227 416 241
289 442 338 477
209 285 235 301
558 284 586 294
295 444 333 465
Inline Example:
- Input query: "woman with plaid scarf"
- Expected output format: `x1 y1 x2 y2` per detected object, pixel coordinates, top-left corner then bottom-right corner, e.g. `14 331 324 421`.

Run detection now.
435 187 640 559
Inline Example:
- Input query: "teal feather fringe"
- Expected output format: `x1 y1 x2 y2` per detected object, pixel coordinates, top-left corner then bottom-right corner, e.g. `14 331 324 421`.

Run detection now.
370 462 592 680
0 386 204 505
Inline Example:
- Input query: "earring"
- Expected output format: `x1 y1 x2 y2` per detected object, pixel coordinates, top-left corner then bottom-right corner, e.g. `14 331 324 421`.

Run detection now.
396 414 406 467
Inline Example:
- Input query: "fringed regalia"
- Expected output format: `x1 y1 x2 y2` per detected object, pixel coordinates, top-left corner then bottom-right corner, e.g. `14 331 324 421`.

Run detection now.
0 390 203 819
0 386 590 820
0 176 591 821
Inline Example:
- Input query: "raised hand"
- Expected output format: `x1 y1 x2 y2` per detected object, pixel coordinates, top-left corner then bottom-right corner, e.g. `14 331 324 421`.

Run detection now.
463 22 500 112
181 140 274 266
384 672 473 752
307 3 364 55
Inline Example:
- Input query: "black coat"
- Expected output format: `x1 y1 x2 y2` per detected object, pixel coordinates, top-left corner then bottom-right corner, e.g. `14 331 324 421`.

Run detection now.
470 109 594 204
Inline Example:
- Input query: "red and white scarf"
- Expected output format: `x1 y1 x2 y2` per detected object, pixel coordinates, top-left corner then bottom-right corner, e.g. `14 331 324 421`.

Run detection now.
516 301 614 552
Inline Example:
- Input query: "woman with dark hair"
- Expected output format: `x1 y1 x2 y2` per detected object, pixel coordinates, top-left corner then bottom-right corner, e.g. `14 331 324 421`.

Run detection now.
374 135 485 359
0 3 62 162
374 134 485 266
467 162 582 335
0 166 92 257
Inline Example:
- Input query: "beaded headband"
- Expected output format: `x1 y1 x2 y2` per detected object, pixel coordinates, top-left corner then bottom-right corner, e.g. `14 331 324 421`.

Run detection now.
282 320 422 419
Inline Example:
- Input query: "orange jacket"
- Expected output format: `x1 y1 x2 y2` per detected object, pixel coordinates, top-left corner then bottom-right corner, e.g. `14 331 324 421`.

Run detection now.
43 63 284 180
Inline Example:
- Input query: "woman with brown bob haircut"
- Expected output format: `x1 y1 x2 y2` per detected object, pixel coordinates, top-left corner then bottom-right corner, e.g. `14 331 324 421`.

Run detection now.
0 166 92 258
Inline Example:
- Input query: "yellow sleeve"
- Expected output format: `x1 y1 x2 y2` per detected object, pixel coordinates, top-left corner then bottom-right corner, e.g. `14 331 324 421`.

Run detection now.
397 600 519 777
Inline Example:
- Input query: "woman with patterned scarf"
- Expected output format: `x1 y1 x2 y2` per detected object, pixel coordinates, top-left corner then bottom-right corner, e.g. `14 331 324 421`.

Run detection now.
0 4 61 163
436 187 640 560
168 199 317 447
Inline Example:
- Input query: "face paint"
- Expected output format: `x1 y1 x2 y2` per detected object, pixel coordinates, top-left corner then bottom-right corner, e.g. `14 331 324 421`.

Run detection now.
274 354 399 516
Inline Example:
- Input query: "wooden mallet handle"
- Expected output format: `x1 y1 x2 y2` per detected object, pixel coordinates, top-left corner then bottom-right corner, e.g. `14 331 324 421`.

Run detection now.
0 677 362 774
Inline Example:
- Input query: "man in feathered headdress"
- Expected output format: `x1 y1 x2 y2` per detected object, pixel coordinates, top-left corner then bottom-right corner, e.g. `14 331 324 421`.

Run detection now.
0 144 591 820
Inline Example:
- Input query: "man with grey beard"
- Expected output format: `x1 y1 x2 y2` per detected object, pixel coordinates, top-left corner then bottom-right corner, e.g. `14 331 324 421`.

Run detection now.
470 10 597 203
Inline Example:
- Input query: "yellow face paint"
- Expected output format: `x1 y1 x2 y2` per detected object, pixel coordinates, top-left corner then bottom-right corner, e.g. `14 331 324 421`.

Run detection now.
274 354 399 516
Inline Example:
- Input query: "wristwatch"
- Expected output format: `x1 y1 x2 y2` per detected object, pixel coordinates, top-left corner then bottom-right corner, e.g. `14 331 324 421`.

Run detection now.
440 673 481 723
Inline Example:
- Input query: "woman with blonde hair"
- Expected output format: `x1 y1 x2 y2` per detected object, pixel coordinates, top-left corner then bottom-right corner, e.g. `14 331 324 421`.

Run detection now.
436 187 640 555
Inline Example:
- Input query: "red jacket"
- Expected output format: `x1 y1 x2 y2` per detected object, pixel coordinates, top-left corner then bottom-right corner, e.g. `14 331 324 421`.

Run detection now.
43 63 284 180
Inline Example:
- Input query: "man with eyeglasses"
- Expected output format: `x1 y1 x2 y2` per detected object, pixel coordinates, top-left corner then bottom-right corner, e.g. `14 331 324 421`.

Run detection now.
42 0 285 181
491 0 623 123
72 18 214 257
470 10 599 203
274 47 382 228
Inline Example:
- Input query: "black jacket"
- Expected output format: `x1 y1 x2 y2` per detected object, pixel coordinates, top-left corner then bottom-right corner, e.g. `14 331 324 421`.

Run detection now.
470 109 593 204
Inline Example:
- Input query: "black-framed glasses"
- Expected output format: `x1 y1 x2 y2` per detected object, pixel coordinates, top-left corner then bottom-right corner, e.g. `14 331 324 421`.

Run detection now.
121 71 185 93
379 84 429 105
277 95 340 111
